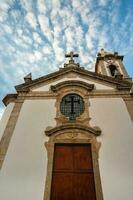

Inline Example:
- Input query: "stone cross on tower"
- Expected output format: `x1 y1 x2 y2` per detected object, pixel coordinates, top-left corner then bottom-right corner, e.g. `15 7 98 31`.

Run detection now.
65 51 79 63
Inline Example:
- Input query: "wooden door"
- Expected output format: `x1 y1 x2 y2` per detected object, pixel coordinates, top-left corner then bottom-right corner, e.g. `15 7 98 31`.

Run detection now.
50 144 96 200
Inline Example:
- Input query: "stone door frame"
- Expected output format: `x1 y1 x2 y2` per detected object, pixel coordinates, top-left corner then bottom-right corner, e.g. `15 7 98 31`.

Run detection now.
43 127 103 200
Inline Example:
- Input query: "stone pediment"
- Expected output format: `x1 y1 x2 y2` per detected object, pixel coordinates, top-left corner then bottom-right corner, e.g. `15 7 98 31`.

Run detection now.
15 66 132 92
3 66 132 106
51 80 94 92
45 123 101 137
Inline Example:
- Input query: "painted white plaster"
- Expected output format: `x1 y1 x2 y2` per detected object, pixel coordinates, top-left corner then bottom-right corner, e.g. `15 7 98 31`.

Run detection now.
0 100 56 200
1 97 133 200
32 76 114 91
0 103 14 140
90 98 133 200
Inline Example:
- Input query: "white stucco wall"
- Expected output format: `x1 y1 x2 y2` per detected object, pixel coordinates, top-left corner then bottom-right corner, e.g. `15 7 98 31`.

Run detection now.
90 98 133 200
0 100 56 200
1 97 133 200
32 77 114 91
0 103 14 140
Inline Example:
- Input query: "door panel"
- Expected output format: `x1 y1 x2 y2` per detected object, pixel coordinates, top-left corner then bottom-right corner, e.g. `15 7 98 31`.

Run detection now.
53 145 73 170
51 173 73 200
74 173 96 200
73 145 93 170
50 144 96 200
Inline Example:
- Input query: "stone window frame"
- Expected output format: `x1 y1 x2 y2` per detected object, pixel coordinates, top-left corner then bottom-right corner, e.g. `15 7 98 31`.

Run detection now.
54 86 91 126
43 127 103 200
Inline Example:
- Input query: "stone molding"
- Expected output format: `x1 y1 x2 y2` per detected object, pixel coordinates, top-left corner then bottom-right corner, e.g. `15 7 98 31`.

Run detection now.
54 86 91 126
45 123 101 137
0 100 24 169
43 128 103 200
51 80 94 92
117 84 132 90
15 66 132 92
3 94 18 106
3 90 133 106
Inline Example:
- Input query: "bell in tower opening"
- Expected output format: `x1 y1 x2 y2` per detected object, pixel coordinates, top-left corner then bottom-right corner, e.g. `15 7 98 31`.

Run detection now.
95 48 131 81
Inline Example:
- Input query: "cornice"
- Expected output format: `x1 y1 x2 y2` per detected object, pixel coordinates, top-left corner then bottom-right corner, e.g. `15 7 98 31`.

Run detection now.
3 90 133 106
2 94 18 106
116 85 132 90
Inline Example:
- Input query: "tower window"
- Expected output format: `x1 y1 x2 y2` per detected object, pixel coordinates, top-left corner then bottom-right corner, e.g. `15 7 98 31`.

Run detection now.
108 64 118 76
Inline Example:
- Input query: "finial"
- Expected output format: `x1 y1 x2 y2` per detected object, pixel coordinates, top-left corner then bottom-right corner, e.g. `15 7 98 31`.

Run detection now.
100 48 105 54
24 73 32 83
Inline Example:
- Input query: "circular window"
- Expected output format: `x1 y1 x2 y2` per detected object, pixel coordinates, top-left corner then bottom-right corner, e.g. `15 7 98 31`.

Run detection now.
60 93 85 120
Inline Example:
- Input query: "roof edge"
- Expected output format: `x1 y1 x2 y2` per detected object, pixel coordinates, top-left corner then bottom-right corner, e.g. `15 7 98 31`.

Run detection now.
15 66 132 92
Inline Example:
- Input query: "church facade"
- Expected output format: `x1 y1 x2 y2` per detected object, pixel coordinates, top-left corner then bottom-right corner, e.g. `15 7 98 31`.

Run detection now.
0 50 133 200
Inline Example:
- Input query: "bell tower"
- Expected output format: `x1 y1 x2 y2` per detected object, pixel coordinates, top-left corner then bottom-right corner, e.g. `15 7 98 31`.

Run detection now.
95 49 130 80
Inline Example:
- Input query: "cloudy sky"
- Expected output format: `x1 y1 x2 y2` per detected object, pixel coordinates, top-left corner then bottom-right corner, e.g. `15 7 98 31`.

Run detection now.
0 0 133 119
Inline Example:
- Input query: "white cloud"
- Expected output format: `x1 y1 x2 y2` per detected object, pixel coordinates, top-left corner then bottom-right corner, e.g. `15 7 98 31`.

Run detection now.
38 14 53 41
34 51 42 61
12 49 43 72
99 0 109 6
65 28 76 46
85 35 94 50
13 35 30 48
53 25 62 37
23 35 32 44
52 0 61 10
75 26 84 44
72 0 82 10
0 0 13 22
17 29 23 36
3 24 12 34
72 0 93 14
37 0 47 14
59 7 72 28
26 12 37 29
33 32 42 44
42 45 52 54
52 39 64 62
17 51 42 64
20 0 33 12
0 1 10 11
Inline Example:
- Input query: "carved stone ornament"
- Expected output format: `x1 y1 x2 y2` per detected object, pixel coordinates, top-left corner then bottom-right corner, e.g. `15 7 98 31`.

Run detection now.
51 81 92 126
51 80 94 92
45 123 101 137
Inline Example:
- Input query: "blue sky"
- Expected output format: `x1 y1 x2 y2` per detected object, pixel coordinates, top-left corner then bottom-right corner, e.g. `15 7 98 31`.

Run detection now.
0 0 133 119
